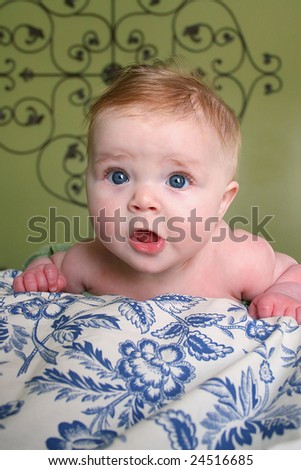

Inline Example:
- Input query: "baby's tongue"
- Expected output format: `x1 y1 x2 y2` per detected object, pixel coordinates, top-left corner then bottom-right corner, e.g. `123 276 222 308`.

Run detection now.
134 230 158 243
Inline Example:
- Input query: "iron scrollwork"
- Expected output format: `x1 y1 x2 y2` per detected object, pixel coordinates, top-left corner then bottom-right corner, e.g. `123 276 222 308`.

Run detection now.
0 0 282 207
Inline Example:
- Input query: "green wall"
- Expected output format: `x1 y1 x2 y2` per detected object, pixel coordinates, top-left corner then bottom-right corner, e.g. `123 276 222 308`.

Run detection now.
1 0 300 269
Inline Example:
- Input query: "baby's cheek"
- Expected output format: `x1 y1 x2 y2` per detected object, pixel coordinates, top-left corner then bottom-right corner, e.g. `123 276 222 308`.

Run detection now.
95 209 128 245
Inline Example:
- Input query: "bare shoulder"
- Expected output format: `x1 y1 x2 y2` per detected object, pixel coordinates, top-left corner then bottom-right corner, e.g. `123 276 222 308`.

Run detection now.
214 222 277 300
62 240 97 264
60 239 106 293
214 221 275 261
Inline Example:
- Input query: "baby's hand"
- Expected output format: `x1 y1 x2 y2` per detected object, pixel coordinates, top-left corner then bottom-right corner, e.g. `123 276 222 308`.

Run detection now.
249 291 301 324
13 263 66 293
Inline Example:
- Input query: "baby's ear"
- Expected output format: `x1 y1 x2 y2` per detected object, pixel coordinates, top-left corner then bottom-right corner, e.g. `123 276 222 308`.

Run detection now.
218 180 239 219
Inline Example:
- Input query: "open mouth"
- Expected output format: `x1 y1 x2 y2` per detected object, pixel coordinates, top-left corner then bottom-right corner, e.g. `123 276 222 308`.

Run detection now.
129 229 165 254
131 230 159 243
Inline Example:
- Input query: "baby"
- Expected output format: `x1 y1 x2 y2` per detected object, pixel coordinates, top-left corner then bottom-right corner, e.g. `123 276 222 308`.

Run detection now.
13 60 301 323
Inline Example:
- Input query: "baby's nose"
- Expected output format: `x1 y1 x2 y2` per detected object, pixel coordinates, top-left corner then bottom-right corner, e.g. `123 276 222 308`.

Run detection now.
128 186 161 213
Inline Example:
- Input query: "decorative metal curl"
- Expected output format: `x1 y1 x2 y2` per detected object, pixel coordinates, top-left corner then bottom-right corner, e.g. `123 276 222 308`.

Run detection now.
0 0 283 207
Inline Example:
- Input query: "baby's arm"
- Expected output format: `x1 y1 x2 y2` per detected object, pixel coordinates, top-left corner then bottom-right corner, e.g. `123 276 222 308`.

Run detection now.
13 251 67 293
227 229 301 323
249 256 301 323
13 242 95 294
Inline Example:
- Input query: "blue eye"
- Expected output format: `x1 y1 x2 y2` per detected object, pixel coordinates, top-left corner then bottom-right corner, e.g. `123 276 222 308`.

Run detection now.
167 174 190 189
108 170 129 185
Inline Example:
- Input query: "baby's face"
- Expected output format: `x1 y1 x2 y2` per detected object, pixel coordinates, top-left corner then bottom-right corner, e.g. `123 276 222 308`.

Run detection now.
86 108 238 274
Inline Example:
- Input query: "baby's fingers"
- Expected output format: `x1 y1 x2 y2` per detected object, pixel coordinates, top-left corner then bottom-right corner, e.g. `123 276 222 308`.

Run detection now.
57 273 67 292
284 306 301 324
13 275 26 292
13 265 65 293
44 264 60 292
249 293 301 325
249 296 275 319
14 272 40 292
44 265 66 292
23 270 48 292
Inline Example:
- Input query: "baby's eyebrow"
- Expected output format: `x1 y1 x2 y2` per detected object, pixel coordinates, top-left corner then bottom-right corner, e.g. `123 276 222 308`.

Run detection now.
167 156 199 170
94 153 133 164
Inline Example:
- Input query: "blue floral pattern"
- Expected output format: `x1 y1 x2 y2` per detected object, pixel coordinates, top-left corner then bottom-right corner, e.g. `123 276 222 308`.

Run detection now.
0 269 300 450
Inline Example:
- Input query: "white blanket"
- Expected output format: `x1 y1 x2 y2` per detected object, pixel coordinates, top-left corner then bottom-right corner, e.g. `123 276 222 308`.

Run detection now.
0 269 300 450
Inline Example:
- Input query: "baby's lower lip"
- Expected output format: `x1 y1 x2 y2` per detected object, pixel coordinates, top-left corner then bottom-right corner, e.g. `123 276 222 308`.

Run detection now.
129 230 165 254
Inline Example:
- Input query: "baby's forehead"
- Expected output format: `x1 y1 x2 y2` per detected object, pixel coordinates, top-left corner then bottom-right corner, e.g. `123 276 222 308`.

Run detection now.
91 109 229 167
92 107 230 158
91 107 223 152
92 105 219 135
